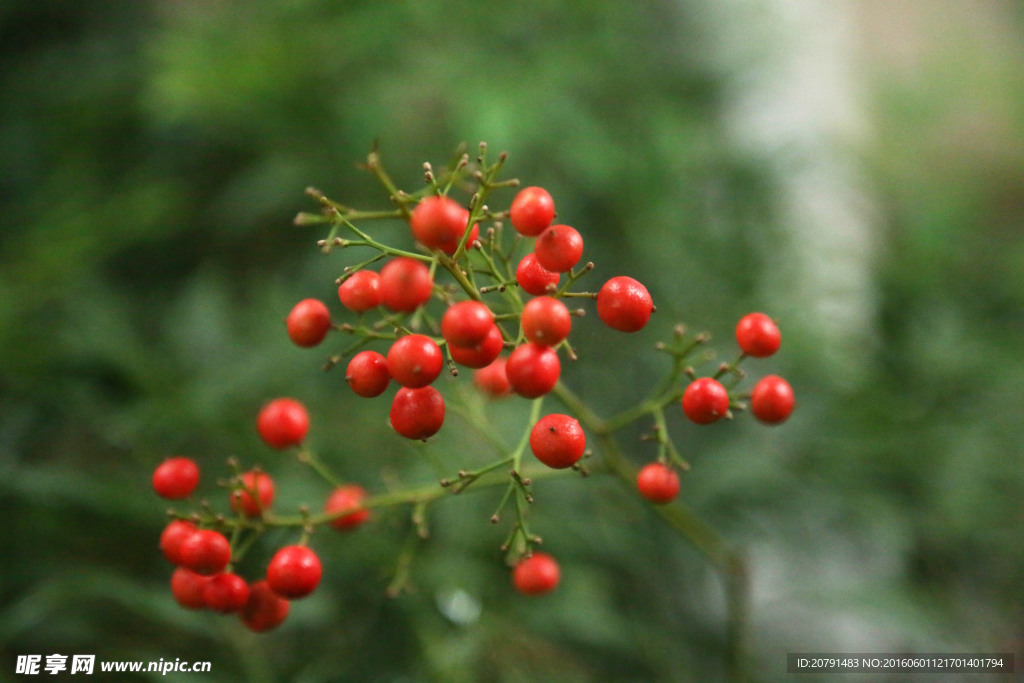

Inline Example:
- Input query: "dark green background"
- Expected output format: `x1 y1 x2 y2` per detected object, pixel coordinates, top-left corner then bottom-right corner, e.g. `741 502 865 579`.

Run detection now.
2 1 1023 681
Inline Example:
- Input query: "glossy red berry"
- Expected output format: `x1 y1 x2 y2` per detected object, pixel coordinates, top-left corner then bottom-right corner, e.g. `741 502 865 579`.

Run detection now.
230 470 275 517
596 276 654 333
448 323 504 369
285 298 331 347
266 545 322 599
203 572 250 613
750 374 795 424
171 567 211 610
473 357 511 397
389 386 445 440
513 552 560 595
505 343 561 398
324 484 371 531
516 253 560 296
636 463 680 504
240 580 290 632
379 257 434 312
345 350 391 398
521 296 572 346
509 186 556 237
152 457 200 500
409 195 478 255
160 519 198 565
534 224 583 273
387 334 443 388
338 270 382 312
736 313 781 358
257 398 309 449
681 378 730 425
529 414 586 469
179 529 231 576
441 300 495 347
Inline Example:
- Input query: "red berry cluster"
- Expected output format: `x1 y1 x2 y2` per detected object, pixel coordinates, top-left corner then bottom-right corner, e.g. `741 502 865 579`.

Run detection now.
155 144 795 614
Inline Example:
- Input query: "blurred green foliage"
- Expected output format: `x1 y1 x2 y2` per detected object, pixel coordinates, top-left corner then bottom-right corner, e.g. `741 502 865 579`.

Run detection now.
1 1 1023 681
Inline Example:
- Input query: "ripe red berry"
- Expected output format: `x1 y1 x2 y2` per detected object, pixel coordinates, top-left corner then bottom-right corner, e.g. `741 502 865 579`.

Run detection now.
240 580 290 632
345 350 391 398
513 552 560 595
448 323 504 369
266 545 322 599
521 296 572 346
750 374 795 424
285 298 331 347
409 195 478 254
596 276 654 333
516 253 560 296
529 414 586 469
179 529 231 576
509 186 556 237
170 567 211 610
152 457 200 500
534 224 584 273
636 463 680 504
203 572 250 613
390 386 445 440
735 313 781 358
230 470 275 517
681 378 730 425
442 300 495 347
505 343 561 398
160 519 198 565
473 357 511 397
324 484 371 531
338 270 382 312
379 257 434 312
387 334 443 388
257 398 309 449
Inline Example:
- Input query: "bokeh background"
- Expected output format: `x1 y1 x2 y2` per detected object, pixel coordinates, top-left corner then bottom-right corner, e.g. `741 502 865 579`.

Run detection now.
2 0 1023 680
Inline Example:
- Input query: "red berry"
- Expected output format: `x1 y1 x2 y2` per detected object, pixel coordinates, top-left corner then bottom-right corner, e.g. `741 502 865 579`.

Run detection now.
750 374 795 424
521 296 571 346
387 334 443 388
240 580 290 632
529 414 586 469
636 463 680 504
257 398 309 449
379 257 434 312
534 224 583 273
345 350 391 398
179 529 231 576
160 519 198 565
513 552 560 595
441 300 495 347
285 298 331 347
409 195 478 254
266 545 322 599
324 484 371 531
448 323 504 369
230 470 275 517
170 567 211 610
338 270 382 312
203 572 250 613
681 378 730 425
152 457 200 500
735 313 781 358
516 253 560 296
505 343 561 398
596 276 654 333
389 386 445 440
509 186 556 237
473 357 511 397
